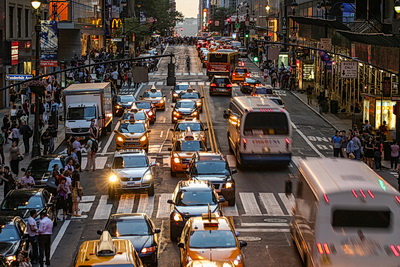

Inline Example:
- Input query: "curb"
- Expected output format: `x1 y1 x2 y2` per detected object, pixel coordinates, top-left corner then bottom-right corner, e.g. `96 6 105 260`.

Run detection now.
290 91 339 132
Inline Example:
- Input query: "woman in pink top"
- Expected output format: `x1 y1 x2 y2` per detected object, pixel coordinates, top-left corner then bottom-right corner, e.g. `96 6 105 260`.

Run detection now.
390 140 399 171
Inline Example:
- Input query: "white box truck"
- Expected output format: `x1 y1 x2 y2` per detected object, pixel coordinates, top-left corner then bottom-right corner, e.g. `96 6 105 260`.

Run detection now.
63 83 113 139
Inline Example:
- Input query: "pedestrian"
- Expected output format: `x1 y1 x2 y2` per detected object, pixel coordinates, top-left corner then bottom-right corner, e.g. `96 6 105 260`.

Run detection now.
16 106 24 125
390 140 399 171
66 135 74 156
9 141 21 176
379 120 388 141
64 158 75 172
10 105 17 123
20 170 35 189
2 114 11 144
27 209 39 264
306 85 313 105
0 166 15 196
374 137 383 171
89 119 99 140
64 170 73 215
352 133 362 160
84 134 97 171
38 211 53 267
317 92 325 114
72 137 82 168
331 131 342 157
48 122 57 153
41 129 51 155
70 148 79 166
363 119 372 133
9 123 20 145
71 165 82 217
56 177 68 220
364 136 375 168
0 129 5 165
340 130 348 158
19 121 32 155
346 134 355 159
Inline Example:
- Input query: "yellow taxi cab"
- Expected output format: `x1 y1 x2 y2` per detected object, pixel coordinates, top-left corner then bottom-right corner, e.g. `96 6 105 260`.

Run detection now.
178 212 247 267
171 118 207 145
177 88 204 112
74 231 144 267
121 108 150 128
231 67 250 82
186 260 235 267
168 128 207 176
114 119 151 152
140 86 166 110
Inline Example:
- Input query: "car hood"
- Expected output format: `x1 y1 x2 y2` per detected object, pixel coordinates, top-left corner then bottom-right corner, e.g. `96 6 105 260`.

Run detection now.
117 101 134 108
144 97 162 102
175 204 219 215
113 167 149 177
0 241 19 256
190 248 241 262
176 108 196 114
115 235 154 251
175 152 196 158
120 132 145 138
31 171 52 181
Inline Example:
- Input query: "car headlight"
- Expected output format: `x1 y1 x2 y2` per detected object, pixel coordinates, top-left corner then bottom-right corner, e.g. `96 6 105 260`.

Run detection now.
141 246 156 254
160 99 165 103
192 111 198 116
196 102 201 106
65 127 71 131
143 172 152 181
172 212 183 221
173 111 179 115
140 135 147 142
6 255 16 262
233 255 243 266
109 175 118 183
148 111 153 116
116 136 124 142
186 255 193 263
173 157 180 164
226 182 233 189
116 105 121 109
173 93 178 97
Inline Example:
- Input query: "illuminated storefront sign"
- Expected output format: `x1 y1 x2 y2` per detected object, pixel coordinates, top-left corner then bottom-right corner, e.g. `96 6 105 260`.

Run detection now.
11 41 18 65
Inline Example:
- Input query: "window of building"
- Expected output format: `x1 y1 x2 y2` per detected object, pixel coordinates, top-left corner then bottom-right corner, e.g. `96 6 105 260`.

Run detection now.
9 7 14 38
17 8 22 38
25 9 29 38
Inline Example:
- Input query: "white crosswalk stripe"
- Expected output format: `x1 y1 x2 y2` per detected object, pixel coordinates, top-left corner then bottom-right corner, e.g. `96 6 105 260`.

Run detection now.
81 156 108 170
239 192 262 216
222 204 239 216
93 195 113 220
156 193 171 218
278 193 295 215
116 194 135 214
137 194 154 217
156 81 163 85
260 193 285 216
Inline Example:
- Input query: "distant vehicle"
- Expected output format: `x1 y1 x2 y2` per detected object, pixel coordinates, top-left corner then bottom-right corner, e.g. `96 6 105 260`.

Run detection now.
63 83 113 139
135 100 157 124
113 94 136 116
250 85 274 97
232 67 250 82
114 121 150 151
209 76 233 96
267 96 285 109
23 155 65 187
238 47 248 57
223 96 292 166
171 118 207 145
171 83 191 103
98 213 160 266
291 158 400 267
121 109 150 128
171 100 199 122
206 51 239 79
177 89 204 112
140 87 166 110
240 78 262 94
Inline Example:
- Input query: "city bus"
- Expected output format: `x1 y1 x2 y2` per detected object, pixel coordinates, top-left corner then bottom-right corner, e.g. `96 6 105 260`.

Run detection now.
223 96 292 166
206 51 239 79
291 158 400 267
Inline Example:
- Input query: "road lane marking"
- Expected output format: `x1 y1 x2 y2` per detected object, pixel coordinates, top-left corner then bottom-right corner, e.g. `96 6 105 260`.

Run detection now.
160 131 164 138
50 220 71 258
101 121 120 155
236 228 290 233
259 193 285 216
148 144 161 153
163 156 170 168
93 195 112 220
117 194 135 214
156 193 171 218
198 82 205 85
278 193 295 215
291 122 325 158
226 155 236 168
80 195 96 202
81 156 108 169
190 82 196 85
241 222 289 227
156 81 163 85
239 193 262 216
137 194 154 217
162 117 166 123
222 204 239 216
149 82 155 85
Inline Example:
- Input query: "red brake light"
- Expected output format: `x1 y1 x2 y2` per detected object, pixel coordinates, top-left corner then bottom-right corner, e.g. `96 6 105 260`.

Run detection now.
317 243 332 255
351 189 358 198
395 196 400 203
389 245 400 257
246 73 250 77
323 194 329 203
227 84 232 87
204 223 219 227
359 189 367 198
367 190 375 198
285 138 291 144
233 73 236 76
243 83 249 86
242 138 247 144
210 83 216 87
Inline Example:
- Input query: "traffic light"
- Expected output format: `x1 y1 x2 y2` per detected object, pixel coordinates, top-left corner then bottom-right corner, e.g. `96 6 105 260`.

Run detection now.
226 18 231 23
167 63 176 86
253 56 259 62
245 31 249 38
208 20 213 24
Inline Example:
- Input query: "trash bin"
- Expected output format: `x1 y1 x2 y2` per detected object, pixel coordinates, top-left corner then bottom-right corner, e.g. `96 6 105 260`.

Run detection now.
383 141 392 161
330 100 338 114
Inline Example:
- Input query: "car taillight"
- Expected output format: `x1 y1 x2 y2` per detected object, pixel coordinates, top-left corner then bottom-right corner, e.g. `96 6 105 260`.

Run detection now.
243 83 249 86
246 73 250 77
232 73 236 76
242 138 247 150
316 243 334 255
210 83 216 87
388 245 400 257
227 84 232 87
285 138 290 150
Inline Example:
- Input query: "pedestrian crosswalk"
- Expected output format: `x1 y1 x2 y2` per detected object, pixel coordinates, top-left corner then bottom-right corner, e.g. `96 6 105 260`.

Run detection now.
79 191 295 221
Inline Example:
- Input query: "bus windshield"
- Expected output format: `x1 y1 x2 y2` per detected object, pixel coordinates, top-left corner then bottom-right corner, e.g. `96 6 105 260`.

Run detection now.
244 112 289 135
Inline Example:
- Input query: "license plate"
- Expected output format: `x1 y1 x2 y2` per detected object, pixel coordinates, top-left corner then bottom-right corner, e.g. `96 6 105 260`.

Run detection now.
219 84 225 86
127 181 139 186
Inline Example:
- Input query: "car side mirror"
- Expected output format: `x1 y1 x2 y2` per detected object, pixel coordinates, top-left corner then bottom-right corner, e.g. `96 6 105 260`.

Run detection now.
223 110 229 119
170 128 174 131
235 231 240 237
106 163 111 169
171 105 174 108
154 228 161 234
219 197 225 203
177 243 185 248
97 230 103 235
232 169 237 174
150 162 156 166
168 148 172 151
240 240 247 248
167 199 174 204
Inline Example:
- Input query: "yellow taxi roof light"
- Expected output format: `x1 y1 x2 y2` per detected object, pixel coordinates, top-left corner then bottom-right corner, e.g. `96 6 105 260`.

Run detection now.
96 231 116 256
184 127 195 140
150 85 157 90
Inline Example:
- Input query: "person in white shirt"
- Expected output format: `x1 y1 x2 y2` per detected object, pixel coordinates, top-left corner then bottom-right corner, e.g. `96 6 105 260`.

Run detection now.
27 210 39 264
64 170 73 215
38 211 53 266
72 137 82 167
20 171 35 189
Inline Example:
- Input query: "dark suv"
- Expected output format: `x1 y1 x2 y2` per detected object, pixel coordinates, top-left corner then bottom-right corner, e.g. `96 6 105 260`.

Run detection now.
209 76 233 96
188 152 236 206
167 180 224 241
23 155 65 187
0 216 28 267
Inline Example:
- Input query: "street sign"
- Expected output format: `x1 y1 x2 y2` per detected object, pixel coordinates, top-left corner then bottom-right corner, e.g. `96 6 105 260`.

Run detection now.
215 20 220 26
340 61 358 78
6 74 33 81
320 38 332 51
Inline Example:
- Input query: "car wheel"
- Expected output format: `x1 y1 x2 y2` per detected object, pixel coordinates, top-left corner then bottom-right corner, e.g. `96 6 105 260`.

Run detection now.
148 185 155 196
152 256 158 267
170 169 176 177
107 122 112 132
228 198 235 206
170 230 178 242
108 187 116 200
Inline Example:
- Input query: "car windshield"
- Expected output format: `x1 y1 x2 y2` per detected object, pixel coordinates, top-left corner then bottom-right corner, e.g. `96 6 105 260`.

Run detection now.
245 78 257 83
175 85 189 91
180 92 200 99
143 91 162 98
215 78 229 84
136 102 151 109
270 99 284 105
176 189 217 206
194 161 229 175
123 112 146 121
176 101 196 109
189 230 236 248
0 225 19 242
175 141 204 151
119 123 145 133
1 195 43 210
235 68 247 73
117 95 135 103
28 159 60 172
113 156 148 169
67 106 96 120
255 88 273 95
176 123 203 131
108 219 151 236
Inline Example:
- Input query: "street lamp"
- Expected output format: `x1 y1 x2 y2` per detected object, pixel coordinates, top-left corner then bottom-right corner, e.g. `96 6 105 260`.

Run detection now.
395 0 400 14
31 0 42 157
265 3 271 13
290 1 298 16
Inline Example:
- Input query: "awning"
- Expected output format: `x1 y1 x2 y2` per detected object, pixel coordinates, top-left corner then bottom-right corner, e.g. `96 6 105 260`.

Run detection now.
289 16 350 31
336 30 400 47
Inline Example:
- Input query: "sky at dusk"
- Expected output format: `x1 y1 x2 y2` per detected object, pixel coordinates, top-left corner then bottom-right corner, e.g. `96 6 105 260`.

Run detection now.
176 0 199 18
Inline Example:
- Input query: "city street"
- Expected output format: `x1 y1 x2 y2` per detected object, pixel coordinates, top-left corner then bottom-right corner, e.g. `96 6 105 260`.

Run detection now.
42 45 399 266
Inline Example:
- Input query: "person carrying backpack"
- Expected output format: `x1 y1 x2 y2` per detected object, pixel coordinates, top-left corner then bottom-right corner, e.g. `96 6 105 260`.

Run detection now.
19 121 32 155
84 134 98 171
